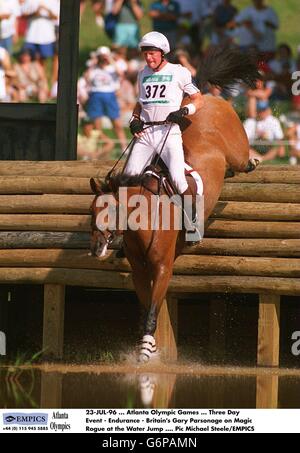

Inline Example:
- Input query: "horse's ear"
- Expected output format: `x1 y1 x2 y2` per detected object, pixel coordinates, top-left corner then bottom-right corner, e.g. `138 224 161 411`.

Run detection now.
90 178 103 194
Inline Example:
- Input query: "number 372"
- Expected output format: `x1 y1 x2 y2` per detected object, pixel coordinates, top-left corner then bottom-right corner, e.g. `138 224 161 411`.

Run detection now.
145 84 166 99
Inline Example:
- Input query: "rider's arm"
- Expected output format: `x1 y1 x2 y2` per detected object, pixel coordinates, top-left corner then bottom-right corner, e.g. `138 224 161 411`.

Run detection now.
131 102 142 119
129 102 144 137
184 91 204 115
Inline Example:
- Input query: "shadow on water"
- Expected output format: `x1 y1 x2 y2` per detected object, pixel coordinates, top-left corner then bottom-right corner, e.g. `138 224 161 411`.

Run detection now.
1 365 300 409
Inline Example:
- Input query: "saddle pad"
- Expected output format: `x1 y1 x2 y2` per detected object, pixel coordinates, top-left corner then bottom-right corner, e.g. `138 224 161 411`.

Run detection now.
184 163 204 195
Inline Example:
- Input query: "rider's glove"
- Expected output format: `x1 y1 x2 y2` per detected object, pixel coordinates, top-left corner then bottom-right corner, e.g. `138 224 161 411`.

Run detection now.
166 106 189 124
129 117 144 135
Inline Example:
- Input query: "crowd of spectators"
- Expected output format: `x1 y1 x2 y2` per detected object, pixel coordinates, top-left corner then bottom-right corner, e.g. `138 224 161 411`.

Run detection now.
0 0 59 102
1 0 300 165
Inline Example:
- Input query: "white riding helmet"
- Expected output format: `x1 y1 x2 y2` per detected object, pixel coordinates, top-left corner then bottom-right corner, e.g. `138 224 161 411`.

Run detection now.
139 31 170 55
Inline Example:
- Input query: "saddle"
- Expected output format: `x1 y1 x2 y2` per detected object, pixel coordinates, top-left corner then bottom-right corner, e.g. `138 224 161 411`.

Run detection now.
141 157 197 201
141 156 200 239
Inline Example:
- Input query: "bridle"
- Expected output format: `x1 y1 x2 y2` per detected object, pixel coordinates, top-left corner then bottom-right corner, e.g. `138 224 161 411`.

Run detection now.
89 193 114 255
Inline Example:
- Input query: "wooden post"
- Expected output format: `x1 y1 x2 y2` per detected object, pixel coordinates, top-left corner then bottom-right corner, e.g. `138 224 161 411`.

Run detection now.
209 297 227 362
55 0 80 160
43 284 65 358
256 375 278 408
0 288 9 356
40 371 63 408
155 296 178 362
257 294 280 366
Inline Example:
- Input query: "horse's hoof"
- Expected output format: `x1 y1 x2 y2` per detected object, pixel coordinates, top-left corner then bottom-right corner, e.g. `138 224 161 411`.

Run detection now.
138 374 155 406
138 353 150 363
137 335 157 363
245 158 260 173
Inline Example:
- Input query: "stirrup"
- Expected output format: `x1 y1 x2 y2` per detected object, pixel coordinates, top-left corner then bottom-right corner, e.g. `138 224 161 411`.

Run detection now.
185 227 202 243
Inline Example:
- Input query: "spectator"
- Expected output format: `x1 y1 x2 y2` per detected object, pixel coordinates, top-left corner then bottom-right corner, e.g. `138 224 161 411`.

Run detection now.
230 0 279 60
51 0 60 97
149 0 180 51
245 74 274 118
21 0 60 68
77 116 114 160
111 45 128 76
13 48 48 102
80 0 87 18
85 46 127 151
91 0 105 27
201 0 222 44
0 46 16 101
168 49 197 78
118 73 136 124
77 73 89 119
111 0 143 48
243 101 285 162
286 121 300 165
176 0 204 52
0 0 21 54
211 0 237 47
268 44 296 100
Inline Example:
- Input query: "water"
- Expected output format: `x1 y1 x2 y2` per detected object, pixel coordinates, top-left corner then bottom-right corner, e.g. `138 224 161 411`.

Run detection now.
1 364 300 409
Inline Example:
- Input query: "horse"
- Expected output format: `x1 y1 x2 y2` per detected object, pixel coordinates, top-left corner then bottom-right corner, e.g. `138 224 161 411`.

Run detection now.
89 47 261 362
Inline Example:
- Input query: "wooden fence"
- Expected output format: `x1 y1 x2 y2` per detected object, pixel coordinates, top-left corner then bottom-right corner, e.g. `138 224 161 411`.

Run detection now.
0 161 299 365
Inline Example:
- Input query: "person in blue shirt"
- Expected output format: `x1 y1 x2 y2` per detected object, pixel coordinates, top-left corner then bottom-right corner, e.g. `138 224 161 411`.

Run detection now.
149 0 180 51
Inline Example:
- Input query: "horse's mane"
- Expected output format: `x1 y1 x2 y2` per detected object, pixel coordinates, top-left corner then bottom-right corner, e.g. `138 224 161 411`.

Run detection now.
101 173 144 193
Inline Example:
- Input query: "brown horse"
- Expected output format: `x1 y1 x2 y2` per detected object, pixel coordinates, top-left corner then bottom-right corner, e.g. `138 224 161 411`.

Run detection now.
89 47 260 362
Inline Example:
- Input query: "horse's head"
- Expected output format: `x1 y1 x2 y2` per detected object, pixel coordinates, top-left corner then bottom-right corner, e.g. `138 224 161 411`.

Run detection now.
89 177 115 258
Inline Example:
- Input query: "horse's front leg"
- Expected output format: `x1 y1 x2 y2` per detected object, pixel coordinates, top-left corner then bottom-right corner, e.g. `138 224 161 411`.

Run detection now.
130 263 151 337
139 261 174 363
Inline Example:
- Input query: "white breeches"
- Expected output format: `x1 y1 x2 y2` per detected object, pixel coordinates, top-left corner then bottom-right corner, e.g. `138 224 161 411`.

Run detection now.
124 125 188 194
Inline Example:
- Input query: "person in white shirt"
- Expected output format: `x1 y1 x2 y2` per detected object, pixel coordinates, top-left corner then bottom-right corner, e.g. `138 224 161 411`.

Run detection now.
21 0 59 65
0 0 21 54
286 121 300 165
231 0 279 59
176 0 206 52
0 46 16 101
124 31 204 197
86 46 127 151
243 101 285 162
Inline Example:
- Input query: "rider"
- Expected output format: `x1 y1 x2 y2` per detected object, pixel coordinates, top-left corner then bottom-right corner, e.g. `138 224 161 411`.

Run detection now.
124 31 204 220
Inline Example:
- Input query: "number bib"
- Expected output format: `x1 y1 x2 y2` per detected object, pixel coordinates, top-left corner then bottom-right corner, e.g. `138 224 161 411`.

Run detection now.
138 62 199 122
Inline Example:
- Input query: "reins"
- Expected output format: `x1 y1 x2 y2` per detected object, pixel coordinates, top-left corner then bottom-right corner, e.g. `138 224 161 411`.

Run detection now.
103 121 175 259
105 121 173 183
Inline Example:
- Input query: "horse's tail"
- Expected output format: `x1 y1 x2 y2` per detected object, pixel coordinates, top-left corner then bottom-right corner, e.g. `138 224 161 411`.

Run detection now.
196 46 261 95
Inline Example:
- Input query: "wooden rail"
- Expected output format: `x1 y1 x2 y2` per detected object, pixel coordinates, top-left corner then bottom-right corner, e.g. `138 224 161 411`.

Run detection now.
0 161 299 365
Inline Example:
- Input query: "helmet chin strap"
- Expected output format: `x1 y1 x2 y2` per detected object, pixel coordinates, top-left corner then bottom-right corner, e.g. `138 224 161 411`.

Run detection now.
153 52 165 71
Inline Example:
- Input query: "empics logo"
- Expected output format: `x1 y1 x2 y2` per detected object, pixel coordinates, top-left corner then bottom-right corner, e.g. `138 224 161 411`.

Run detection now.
3 413 48 425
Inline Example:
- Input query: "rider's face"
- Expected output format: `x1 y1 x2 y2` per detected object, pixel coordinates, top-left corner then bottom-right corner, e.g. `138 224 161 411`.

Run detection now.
143 50 162 70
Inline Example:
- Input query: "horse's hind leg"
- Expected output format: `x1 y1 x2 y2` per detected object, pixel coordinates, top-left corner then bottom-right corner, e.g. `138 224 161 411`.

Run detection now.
245 158 260 173
130 261 151 335
225 158 260 179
